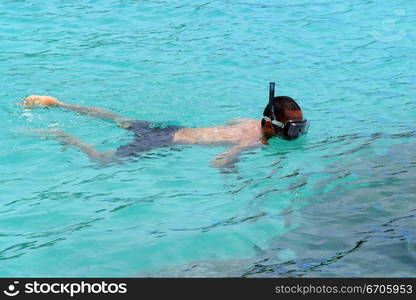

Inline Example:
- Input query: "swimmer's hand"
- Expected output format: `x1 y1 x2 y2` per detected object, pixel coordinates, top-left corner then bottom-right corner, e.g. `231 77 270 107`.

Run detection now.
212 142 258 169
212 153 236 168
211 145 247 169
22 95 62 107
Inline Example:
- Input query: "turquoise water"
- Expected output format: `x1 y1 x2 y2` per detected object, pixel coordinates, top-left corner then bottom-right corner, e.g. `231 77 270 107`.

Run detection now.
1 0 415 277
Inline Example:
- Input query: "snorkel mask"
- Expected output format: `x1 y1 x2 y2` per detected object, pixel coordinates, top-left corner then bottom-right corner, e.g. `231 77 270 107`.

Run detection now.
263 82 309 140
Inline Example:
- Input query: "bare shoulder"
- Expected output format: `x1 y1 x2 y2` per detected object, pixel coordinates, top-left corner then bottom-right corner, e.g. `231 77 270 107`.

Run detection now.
236 119 264 147
225 118 257 126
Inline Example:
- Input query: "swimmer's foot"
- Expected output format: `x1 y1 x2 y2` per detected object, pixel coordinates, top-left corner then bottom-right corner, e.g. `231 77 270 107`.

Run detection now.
22 95 63 107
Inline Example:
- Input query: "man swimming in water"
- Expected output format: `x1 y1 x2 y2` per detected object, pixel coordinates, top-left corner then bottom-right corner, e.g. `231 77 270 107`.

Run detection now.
22 83 308 168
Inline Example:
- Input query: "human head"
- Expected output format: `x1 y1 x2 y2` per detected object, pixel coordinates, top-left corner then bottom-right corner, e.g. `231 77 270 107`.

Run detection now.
261 96 303 138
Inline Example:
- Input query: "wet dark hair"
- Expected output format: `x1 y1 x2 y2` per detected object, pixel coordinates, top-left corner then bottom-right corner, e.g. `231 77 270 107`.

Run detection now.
261 96 301 127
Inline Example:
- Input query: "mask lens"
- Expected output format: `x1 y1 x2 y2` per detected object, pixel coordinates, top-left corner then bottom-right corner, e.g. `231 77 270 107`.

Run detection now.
283 120 309 139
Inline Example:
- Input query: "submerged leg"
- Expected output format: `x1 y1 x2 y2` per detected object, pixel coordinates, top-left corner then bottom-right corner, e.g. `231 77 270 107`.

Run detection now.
29 129 116 165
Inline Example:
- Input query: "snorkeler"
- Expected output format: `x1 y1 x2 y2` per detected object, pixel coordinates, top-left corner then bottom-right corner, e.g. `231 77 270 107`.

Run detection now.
22 83 309 168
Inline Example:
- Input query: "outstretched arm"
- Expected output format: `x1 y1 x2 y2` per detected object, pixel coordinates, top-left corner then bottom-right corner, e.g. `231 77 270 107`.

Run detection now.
23 95 133 128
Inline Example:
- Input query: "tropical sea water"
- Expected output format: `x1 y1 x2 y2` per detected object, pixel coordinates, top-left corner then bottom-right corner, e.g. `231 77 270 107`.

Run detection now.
0 0 415 277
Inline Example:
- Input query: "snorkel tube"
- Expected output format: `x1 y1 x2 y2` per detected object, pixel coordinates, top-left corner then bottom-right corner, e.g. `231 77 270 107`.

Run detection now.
268 82 282 136
269 82 275 121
